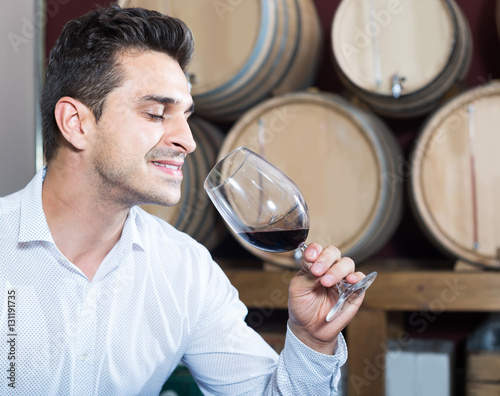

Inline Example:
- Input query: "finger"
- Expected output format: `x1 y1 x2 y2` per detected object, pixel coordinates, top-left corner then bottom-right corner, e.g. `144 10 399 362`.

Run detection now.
306 245 342 277
297 242 323 277
302 242 322 265
345 271 366 284
335 292 365 322
320 257 356 288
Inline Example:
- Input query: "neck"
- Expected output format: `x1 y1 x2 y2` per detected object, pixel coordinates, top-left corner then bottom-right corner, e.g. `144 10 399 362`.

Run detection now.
42 161 130 281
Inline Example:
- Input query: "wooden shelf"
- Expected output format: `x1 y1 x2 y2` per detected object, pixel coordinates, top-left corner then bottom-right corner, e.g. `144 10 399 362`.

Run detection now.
225 260 500 312
224 260 500 396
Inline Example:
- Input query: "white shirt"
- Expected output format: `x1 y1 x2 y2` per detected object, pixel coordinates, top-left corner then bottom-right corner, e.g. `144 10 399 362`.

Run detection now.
0 168 346 395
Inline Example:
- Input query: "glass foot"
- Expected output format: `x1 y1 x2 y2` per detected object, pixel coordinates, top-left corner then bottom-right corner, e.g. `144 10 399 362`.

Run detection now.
326 271 378 322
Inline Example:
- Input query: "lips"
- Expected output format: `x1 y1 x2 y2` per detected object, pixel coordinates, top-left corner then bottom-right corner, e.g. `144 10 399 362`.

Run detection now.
151 159 184 177
152 161 182 170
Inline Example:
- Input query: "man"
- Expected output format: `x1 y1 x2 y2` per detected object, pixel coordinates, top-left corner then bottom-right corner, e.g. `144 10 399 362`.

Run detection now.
0 5 366 395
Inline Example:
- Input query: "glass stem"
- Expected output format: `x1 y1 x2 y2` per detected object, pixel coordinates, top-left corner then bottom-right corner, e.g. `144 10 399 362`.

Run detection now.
294 242 307 265
336 281 350 295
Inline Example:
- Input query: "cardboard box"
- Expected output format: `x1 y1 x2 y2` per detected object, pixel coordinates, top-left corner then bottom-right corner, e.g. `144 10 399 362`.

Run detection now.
386 339 454 396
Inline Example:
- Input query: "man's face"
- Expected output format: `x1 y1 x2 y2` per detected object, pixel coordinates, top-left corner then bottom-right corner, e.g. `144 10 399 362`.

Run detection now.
89 50 196 208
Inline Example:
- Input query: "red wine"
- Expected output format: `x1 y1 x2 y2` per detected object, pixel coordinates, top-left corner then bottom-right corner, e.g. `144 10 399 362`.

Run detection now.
238 228 309 252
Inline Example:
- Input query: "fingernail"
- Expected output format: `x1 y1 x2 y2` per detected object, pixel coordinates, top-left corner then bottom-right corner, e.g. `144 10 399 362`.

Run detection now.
310 250 319 260
312 263 323 274
346 274 356 283
323 274 334 284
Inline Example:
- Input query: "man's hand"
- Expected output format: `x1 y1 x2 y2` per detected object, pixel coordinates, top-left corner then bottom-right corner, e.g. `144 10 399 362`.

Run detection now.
287 243 366 354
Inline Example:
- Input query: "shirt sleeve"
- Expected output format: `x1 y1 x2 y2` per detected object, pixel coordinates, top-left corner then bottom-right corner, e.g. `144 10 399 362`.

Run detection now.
273 324 347 395
181 251 346 395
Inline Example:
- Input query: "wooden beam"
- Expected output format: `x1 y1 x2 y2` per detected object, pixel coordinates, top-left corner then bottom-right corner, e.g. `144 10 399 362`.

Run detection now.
362 271 500 311
347 309 387 396
225 269 500 312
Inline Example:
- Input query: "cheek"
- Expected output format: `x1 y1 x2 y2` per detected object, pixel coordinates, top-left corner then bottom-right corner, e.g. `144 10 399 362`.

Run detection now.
98 110 164 156
134 129 162 158
141 126 167 152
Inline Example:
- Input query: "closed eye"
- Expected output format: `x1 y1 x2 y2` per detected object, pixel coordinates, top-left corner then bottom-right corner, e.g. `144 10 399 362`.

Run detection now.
146 113 164 121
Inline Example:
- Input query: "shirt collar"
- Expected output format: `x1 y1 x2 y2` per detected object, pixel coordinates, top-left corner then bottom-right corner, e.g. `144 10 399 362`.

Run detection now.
19 166 54 244
18 166 146 252
122 206 146 252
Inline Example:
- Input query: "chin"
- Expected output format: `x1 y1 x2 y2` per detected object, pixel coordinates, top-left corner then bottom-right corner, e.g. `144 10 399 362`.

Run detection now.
132 187 181 208
151 192 181 207
159 198 181 207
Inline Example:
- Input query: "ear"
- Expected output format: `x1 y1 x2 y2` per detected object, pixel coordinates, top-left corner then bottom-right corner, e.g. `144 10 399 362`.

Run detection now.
54 97 95 151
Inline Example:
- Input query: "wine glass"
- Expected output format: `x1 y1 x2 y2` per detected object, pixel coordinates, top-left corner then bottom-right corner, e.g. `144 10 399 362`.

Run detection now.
204 147 377 322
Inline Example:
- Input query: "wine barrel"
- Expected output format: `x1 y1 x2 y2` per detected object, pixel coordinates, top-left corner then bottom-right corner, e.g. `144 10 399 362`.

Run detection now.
331 0 472 118
118 0 323 122
218 91 404 267
409 82 500 269
141 116 226 251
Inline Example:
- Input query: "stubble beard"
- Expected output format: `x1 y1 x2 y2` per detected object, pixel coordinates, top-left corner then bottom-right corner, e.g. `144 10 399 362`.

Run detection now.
90 136 183 210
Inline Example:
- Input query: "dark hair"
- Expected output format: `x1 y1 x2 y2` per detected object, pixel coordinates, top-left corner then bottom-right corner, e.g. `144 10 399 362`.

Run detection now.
40 5 194 163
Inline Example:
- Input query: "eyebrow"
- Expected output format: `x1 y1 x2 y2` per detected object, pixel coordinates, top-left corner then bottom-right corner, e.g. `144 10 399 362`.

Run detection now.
139 95 195 114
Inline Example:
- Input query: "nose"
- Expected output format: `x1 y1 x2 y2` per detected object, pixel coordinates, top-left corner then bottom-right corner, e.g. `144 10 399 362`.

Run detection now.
161 116 197 154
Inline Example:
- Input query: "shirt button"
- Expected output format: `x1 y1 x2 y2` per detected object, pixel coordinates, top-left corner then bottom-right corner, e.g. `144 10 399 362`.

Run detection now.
79 353 88 361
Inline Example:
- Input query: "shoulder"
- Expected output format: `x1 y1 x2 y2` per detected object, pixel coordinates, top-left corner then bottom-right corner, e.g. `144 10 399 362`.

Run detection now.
0 189 23 217
130 205 234 297
0 190 23 247
130 206 243 325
